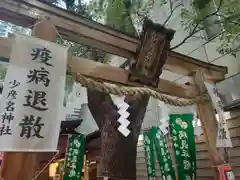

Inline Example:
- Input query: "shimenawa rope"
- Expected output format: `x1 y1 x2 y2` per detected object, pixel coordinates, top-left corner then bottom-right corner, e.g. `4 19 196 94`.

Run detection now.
74 71 208 107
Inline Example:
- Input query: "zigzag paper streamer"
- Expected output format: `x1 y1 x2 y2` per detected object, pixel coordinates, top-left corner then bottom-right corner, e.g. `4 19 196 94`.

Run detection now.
110 95 131 137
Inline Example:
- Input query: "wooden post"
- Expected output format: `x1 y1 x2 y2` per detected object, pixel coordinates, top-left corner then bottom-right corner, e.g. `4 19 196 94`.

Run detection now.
193 70 225 178
1 20 57 180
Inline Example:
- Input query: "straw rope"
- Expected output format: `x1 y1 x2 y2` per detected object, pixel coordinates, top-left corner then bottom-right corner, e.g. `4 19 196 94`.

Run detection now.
74 72 208 107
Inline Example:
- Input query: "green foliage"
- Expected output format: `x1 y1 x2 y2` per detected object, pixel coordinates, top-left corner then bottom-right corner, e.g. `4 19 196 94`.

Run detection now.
180 8 199 33
86 0 106 22
178 0 240 57
193 0 212 10
130 0 155 33
85 0 155 35
217 0 240 57
106 0 136 35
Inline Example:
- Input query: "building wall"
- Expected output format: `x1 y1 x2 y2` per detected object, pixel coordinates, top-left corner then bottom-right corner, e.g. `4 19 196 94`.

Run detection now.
136 112 240 180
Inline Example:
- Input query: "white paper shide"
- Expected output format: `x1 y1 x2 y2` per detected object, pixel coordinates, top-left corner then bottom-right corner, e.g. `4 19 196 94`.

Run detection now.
110 95 130 137
0 34 68 151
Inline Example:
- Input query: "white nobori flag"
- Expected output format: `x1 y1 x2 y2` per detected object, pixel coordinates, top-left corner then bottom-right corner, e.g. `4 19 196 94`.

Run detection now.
0 34 68 152
205 82 232 148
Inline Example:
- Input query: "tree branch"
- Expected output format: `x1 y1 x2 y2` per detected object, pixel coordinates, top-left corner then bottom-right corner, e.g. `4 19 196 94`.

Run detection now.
163 1 182 26
163 0 173 26
170 0 224 50
187 19 226 37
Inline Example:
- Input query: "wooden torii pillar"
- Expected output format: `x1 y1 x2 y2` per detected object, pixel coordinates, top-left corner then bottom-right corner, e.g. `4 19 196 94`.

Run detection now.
193 70 225 178
1 20 57 180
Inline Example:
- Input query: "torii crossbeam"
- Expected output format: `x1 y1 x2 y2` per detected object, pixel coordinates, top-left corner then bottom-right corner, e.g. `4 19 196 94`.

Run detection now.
0 36 199 99
0 0 227 79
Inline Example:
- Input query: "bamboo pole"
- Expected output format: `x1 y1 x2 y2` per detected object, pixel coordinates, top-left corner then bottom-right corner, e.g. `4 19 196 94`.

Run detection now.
1 20 57 180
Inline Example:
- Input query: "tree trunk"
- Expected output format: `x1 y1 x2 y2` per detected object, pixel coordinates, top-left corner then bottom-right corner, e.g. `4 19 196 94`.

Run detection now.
87 89 149 180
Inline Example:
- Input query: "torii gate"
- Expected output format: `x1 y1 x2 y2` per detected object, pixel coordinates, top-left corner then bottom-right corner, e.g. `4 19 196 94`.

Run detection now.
0 0 228 180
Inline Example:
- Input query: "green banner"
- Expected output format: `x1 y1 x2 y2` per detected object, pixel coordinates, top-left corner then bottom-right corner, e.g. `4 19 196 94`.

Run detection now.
152 127 176 180
63 134 85 180
143 127 176 180
143 130 156 180
170 114 196 180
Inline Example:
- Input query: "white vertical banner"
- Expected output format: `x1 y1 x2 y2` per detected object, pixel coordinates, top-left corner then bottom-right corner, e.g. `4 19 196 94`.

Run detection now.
0 34 68 151
216 107 232 147
204 82 232 148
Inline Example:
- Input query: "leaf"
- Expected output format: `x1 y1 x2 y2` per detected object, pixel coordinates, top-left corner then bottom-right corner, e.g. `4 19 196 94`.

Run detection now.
179 0 240 57
193 0 211 10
